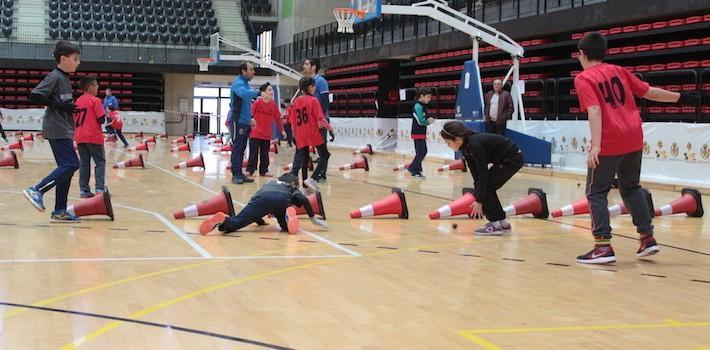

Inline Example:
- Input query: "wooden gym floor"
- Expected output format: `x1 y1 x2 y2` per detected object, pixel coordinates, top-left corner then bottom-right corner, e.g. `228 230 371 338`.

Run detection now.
0 135 709 350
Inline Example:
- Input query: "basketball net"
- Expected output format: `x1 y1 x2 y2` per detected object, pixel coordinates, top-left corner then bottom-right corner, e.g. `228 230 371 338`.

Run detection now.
197 57 214 72
334 8 363 33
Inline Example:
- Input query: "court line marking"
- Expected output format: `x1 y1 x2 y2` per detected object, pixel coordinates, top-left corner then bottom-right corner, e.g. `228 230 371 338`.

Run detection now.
134 152 361 257
60 233 571 349
0 190 211 259
457 319 710 349
0 255 353 264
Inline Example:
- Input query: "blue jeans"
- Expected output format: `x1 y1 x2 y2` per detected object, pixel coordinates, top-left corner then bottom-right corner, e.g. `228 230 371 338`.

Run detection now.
35 139 80 211
222 191 291 233
409 139 427 175
77 143 106 193
230 123 251 178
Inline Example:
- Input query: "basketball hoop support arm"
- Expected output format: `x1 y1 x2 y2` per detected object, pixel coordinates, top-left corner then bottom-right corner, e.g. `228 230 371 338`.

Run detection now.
381 0 526 121
214 35 303 82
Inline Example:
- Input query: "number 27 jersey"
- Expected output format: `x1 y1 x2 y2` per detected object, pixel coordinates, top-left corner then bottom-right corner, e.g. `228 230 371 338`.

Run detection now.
288 94 331 147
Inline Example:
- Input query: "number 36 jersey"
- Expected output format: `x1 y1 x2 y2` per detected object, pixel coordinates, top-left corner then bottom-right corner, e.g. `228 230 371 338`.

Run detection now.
73 93 107 145
288 94 332 148
574 63 650 156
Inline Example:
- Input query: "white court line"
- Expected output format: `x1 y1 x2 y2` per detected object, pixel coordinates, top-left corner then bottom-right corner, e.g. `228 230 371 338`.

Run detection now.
0 255 354 264
132 151 362 257
0 190 212 258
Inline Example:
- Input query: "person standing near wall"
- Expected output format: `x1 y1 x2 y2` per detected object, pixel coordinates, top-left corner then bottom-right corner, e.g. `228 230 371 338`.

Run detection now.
483 79 514 135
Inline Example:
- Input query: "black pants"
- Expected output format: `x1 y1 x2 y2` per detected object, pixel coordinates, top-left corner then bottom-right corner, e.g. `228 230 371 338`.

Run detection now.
481 152 524 221
35 139 80 211
0 122 6 140
291 144 329 182
487 122 507 135
284 124 294 146
246 138 270 175
106 125 128 146
408 139 427 175
222 191 290 233
586 150 653 239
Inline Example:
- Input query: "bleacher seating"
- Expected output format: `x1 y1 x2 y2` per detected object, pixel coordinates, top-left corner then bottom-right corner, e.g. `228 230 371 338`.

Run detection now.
47 0 218 45
1 0 13 38
242 0 272 16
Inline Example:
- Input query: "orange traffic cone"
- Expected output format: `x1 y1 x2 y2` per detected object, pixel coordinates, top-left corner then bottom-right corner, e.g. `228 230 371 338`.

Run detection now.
21 134 34 142
428 188 476 219
269 143 278 154
173 186 236 219
608 189 655 217
551 197 589 217
437 159 467 172
171 136 187 144
0 151 19 169
393 162 411 171
214 144 232 153
127 142 149 152
186 134 195 140
174 154 205 169
353 144 373 155
143 135 157 144
503 188 549 219
171 143 191 152
1 140 23 151
132 131 144 139
66 190 115 220
655 188 703 217
113 154 145 169
339 156 369 171
294 191 326 219
350 188 408 219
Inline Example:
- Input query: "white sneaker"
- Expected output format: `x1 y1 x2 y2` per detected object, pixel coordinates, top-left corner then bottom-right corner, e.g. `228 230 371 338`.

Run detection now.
474 222 503 236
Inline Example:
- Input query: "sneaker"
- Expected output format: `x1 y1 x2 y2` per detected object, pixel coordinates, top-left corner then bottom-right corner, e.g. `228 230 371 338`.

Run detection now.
23 186 45 212
260 172 274 177
637 236 660 257
304 178 319 192
199 212 227 235
231 177 244 185
316 176 327 183
285 207 299 234
500 222 512 231
80 192 95 199
474 222 503 236
242 176 255 183
411 173 426 180
576 245 616 264
50 210 81 223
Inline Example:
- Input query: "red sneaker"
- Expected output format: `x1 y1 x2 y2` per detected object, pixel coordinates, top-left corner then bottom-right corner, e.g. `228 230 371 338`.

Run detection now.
576 245 616 264
637 236 660 257
199 212 227 235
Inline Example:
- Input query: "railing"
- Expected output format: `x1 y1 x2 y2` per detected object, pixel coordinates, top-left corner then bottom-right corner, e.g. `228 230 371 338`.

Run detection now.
240 0 258 49
272 0 607 65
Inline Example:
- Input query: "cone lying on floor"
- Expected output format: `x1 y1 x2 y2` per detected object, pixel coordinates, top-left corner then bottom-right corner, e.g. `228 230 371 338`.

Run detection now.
171 136 187 144
0 151 19 169
608 189 655 217
655 188 703 217
143 135 157 144
294 191 326 219
350 188 408 219
171 143 191 152
174 154 205 169
214 144 232 153
339 156 369 171
503 188 549 219
128 142 149 152
353 144 373 155
269 143 278 154
225 159 249 171
113 154 145 169
283 157 314 171
132 131 144 139
21 134 34 142
67 189 114 220
437 159 467 172
173 186 236 219
429 188 476 219
393 162 411 171
551 197 589 217
1 140 23 151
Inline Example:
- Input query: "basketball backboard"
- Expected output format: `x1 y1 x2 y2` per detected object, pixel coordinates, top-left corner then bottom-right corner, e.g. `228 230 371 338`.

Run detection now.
352 0 382 24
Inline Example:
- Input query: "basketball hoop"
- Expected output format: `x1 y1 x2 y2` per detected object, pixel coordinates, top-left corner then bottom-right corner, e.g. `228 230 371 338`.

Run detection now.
334 8 364 33
197 57 214 72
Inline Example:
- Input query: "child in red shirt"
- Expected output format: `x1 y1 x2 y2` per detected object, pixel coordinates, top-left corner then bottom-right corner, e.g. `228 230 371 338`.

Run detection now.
246 83 285 177
289 77 332 187
574 32 699 264
106 106 128 147
73 76 107 198
282 98 294 147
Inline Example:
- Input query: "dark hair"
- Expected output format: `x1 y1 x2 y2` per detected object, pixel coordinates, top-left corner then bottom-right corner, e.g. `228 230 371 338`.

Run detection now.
53 40 80 63
79 76 97 91
238 62 253 75
299 76 315 93
278 173 298 186
577 32 607 61
440 121 475 140
259 82 271 92
305 58 321 73
416 88 433 99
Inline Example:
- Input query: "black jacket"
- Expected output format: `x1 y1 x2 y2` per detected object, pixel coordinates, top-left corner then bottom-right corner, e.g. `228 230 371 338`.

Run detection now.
459 133 520 201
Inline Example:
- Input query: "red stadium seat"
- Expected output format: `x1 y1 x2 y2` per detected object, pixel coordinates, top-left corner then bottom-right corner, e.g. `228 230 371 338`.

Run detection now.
652 21 668 29
668 41 683 49
705 14 710 22
649 107 663 113
635 65 650 72
622 46 636 54
665 107 680 114
665 85 681 91
622 25 637 33
683 61 700 69
703 107 710 114
599 29 609 35
571 33 583 40
623 66 635 73
702 84 710 91
609 27 622 35
636 44 650 52
669 19 684 27
685 16 702 24
637 23 652 31
665 62 682 70
651 43 667 50
684 39 701 47
702 60 710 68
682 83 697 91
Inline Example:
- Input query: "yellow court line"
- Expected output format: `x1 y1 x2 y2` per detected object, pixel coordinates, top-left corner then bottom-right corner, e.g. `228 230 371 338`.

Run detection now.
455 331 502 350
60 232 571 349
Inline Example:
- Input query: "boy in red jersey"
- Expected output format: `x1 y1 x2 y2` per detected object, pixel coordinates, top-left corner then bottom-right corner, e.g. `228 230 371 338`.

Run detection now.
246 82 286 177
289 77 332 188
574 32 699 264
106 106 128 147
73 76 107 198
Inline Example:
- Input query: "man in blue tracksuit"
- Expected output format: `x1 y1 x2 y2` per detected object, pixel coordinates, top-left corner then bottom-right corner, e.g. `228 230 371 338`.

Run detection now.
102 87 119 113
230 62 261 185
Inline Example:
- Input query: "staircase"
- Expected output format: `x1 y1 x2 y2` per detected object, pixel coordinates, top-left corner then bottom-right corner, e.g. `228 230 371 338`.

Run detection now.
16 0 45 43
212 0 251 49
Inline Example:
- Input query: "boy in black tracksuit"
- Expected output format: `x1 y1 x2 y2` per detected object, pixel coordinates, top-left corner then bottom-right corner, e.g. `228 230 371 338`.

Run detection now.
408 88 434 179
199 174 328 235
